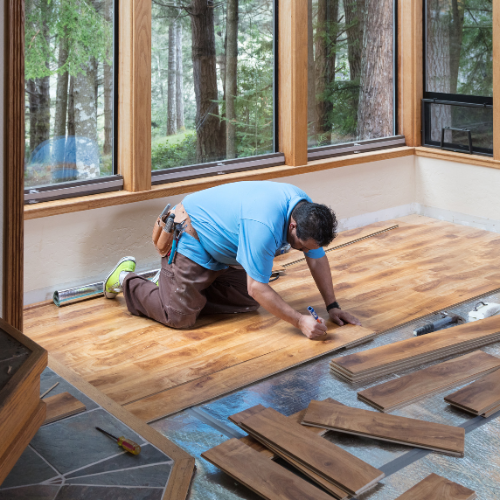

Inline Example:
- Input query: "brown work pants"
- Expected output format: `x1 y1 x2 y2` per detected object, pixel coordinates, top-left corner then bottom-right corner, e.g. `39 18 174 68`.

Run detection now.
122 253 259 329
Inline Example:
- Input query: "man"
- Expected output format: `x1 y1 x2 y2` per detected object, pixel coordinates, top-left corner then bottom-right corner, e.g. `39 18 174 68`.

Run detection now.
104 181 361 339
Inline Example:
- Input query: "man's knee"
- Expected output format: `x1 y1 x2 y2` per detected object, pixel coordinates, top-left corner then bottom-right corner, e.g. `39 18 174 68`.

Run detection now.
165 311 198 329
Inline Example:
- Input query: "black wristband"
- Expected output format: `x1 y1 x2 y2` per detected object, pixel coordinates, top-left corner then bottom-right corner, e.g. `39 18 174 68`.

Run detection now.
326 301 341 312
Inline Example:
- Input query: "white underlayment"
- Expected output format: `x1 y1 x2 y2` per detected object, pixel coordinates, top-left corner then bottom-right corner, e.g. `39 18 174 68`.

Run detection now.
24 155 500 305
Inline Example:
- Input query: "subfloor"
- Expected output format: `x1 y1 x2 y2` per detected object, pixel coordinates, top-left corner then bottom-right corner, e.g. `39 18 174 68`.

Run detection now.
23 215 500 422
150 289 500 500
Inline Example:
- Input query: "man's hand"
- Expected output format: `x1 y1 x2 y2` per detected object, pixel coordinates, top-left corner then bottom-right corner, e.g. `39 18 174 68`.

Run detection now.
298 315 328 339
328 308 362 327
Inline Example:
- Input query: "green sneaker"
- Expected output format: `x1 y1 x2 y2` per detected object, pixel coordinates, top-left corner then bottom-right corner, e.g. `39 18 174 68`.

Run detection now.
104 256 136 299
151 270 161 286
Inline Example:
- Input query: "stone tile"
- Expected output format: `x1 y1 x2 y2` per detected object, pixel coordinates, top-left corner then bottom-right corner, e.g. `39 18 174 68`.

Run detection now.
66 463 172 487
30 409 144 474
39 368 98 411
0 485 60 500
1 447 59 489
0 329 30 361
55 485 163 500
65 444 171 479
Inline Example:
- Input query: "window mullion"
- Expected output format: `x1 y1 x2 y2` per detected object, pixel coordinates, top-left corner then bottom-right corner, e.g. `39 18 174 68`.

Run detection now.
494 0 500 160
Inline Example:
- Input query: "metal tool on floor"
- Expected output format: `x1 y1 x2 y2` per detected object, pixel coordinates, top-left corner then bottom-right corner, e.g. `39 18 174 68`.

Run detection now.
468 302 500 322
413 312 466 336
95 427 141 455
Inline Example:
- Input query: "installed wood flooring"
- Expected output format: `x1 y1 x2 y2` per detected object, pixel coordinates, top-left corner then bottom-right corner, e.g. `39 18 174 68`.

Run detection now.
23 216 500 421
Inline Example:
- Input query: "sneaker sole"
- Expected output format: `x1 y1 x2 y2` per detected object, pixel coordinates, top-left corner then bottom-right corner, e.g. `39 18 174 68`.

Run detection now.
104 256 136 299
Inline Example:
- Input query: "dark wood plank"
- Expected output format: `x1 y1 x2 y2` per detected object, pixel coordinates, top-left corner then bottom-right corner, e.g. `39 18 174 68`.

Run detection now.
43 391 86 425
358 351 500 412
394 473 476 500
201 438 334 500
238 407 384 496
331 316 500 382
303 400 465 456
445 369 500 415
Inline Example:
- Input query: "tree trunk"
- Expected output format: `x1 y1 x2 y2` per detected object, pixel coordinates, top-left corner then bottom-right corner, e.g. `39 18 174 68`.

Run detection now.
54 37 69 138
190 0 225 162
356 0 393 139
167 21 177 136
175 20 184 131
307 0 317 143
36 0 51 145
103 0 113 155
315 0 339 137
225 0 238 159
427 0 452 141
27 79 39 155
449 0 464 94
67 75 75 137
344 0 365 81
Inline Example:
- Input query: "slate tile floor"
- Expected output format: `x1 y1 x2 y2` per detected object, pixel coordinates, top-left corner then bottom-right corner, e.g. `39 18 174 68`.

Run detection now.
0 368 174 500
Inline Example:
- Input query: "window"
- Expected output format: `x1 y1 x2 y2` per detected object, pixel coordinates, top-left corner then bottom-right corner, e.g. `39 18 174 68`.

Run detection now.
24 0 118 202
307 0 398 158
423 0 493 155
150 0 280 183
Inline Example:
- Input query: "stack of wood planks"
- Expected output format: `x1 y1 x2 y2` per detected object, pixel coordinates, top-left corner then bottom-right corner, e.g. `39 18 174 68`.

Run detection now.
357 351 500 412
394 473 476 500
330 316 500 383
445 369 500 418
301 400 465 456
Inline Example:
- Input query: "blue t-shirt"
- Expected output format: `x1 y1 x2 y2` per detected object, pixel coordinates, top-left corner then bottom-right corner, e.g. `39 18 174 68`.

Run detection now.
177 181 325 283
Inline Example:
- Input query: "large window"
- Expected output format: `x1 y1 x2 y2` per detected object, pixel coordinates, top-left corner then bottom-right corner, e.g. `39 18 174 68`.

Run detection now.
151 0 277 179
307 0 397 154
423 0 493 155
24 0 117 200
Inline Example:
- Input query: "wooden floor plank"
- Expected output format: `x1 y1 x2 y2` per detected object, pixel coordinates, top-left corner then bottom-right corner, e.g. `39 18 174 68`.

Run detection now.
394 473 476 500
201 438 334 500
43 391 86 425
303 400 465 456
238 407 384 496
358 351 500 412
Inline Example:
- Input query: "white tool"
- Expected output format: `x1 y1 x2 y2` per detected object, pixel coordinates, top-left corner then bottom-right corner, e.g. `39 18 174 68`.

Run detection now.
468 302 500 322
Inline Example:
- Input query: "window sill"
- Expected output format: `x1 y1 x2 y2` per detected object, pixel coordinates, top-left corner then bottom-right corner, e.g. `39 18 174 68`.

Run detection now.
24 147 413 220
415 147 500 170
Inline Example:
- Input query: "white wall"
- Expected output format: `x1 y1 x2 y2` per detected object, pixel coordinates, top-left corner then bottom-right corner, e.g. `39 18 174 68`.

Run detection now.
415 156 500 232
25 155 415 304
0 0 5 317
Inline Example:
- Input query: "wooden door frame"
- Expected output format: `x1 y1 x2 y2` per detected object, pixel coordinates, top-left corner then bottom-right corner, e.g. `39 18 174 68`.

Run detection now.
2 0 25 331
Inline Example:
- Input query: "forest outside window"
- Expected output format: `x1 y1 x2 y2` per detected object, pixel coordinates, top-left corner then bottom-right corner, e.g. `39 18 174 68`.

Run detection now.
24 0 118 203
423 0 493 156
150 0 280 183
307 0 398 159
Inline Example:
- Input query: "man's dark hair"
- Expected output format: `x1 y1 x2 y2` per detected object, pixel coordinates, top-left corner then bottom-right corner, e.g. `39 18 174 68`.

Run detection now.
291 201 338 247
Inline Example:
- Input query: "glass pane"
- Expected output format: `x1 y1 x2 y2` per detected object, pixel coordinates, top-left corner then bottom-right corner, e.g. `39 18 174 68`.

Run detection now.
151 0 274 171
24 0 115 190
308 0 395 148
424 102 493 154
426 0 492 97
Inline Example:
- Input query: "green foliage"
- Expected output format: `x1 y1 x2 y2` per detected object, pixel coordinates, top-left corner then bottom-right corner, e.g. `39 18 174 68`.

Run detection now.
151 132 197 170
25 0 112 81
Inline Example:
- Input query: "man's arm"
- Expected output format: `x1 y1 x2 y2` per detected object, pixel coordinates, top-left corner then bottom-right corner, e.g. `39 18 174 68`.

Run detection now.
246 276 328 339
305 254 361 326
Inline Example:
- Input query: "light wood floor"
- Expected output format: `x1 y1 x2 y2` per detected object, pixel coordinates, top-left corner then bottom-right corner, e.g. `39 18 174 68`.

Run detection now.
24 216 500 421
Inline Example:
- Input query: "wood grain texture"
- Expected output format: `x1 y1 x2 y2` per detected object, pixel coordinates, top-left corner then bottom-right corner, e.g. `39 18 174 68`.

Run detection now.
303 400 465 456
494 0 500 161
202 438 334 500
358 351 500 412
43 391 86 425
415 147 500 171
394 473 476 500
0 400 46 485
118 0 151 192
239 407 384 496
444 369 500 415
229 401 349 499
3 0 25 330
278 0 308 166
331 316 500 383
24 147 414 220
23 218 500 421
400 0 423 146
